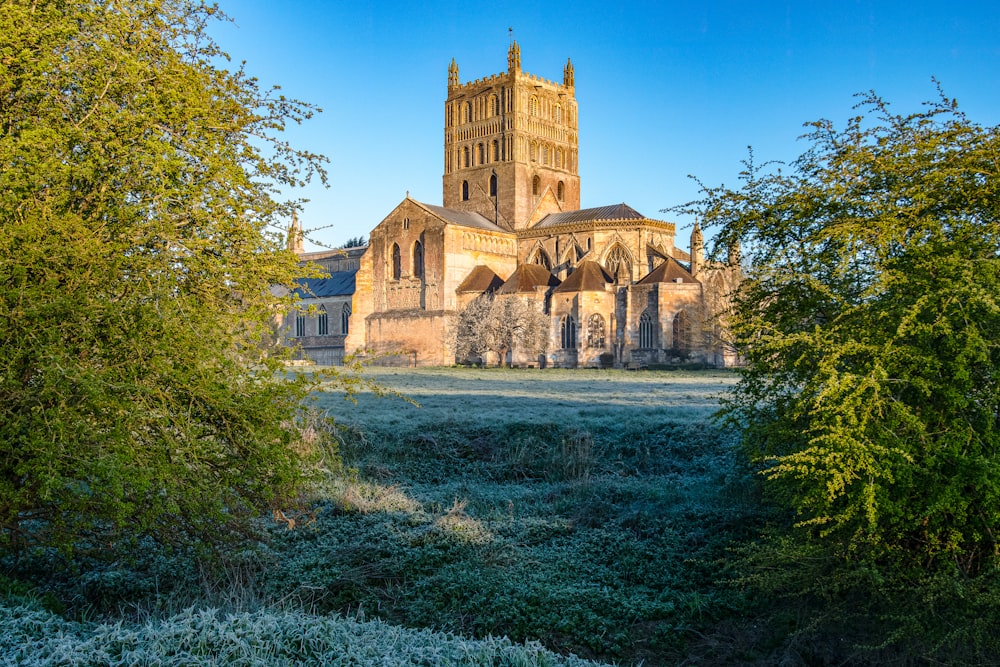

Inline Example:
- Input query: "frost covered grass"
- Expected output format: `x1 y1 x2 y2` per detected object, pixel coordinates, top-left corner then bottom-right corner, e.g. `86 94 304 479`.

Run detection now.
3 367 758 666
0 601 603 666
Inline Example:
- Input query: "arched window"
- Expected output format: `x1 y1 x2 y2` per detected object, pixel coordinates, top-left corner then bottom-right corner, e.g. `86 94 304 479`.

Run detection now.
587 314 606 348
391 243 401 280
554 103 562 123
463 101 472 123
557 181 565 200
489 173 497 197
560 315 577 349
491 140 499 161
542 146 549 165
530 95 539 116
673 311 690 351
317 305 329 336
532 175 540 196
462 180 469 201
639 311 656 349
294 312 306 338
463 146 470 168
341 303 351 335
487 94 498 117
477 143 485 165
556 150 563 168
412 240 424 280
605 245 632 283
530 142 537 162
531 248 552 270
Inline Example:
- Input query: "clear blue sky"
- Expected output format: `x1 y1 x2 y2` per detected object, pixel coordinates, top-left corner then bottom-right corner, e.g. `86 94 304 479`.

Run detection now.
210 1 1000 251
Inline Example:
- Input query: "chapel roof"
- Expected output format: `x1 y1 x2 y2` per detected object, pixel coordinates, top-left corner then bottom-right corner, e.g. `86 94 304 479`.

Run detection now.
498 263 561 294
532 203 647 229
418 201 510 232
295 271 357 298
553 260 615 293
456 265 505 293
636 257 699 285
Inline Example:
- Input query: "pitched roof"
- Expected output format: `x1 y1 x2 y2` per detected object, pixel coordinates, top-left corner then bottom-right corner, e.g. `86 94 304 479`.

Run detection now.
553 260 614 293
456 265 505 293
418 201 509 232
498 263 560 294
532 203 647 229
637 257 699 285
295 271 357 298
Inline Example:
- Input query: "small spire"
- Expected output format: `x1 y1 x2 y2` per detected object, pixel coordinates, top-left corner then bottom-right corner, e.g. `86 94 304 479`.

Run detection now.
508 40 521 73
287 211 304 254
563 58 574 88
690 219 704 277
448 57 459 88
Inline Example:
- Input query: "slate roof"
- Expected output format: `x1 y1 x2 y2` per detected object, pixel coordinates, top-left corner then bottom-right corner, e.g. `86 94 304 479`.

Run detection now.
419 202 509 232
553 260 615 293
498 264 561 294
295 271 356 298
636 257 699 285
532 203 647 229
456 265 505 293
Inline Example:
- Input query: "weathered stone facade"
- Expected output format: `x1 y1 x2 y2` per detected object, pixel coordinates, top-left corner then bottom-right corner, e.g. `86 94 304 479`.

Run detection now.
287 44 741 368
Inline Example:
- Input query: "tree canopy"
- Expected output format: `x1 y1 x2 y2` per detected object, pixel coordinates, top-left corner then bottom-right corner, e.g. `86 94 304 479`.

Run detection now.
688 89 1000 575
0 0 333 554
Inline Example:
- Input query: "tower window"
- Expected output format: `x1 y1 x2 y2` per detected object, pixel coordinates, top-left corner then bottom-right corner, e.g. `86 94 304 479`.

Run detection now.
488 94 499 117
463 146 470 168
462 180 469 201
489 173 497 197
478 143 485 165
492 140 499 161
464 101 472 123
557 181 565 200
555 103 562 123
532 175 540 196
530 95 538 117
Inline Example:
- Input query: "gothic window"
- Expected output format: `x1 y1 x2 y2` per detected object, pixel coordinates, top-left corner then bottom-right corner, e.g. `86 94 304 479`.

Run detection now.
462 180 469 201
487 94 498 117
317 305 329 336
478 143 485 165
463 146 470 168
341 303 351 335
391 243 401 280
605 245 632 283
530 95 538 116
556 149 562 168
463 101 472 123
554 103 562 123
673 311 691 352
492 140 499 161
412 240 424 280
557 181 565 200
587 314 606 348
294 312 306 338
639 311 656 349
489 173 497 196
532 175 540 196
530 141 537 162
560 315 577 349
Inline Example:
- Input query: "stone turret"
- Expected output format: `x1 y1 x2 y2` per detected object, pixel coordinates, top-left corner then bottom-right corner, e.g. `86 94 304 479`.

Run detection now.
448 58 459 89
563 58 574 89
287 211 304 254
508 40 521 73
690 220 704 277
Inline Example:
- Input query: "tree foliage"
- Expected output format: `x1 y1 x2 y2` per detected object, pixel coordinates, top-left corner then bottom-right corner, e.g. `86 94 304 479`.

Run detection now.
453 294 549 367
0 0 334 554
688 89 1000 574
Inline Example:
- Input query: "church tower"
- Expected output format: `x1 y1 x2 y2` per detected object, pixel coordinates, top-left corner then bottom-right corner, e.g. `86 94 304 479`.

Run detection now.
442 42 580 230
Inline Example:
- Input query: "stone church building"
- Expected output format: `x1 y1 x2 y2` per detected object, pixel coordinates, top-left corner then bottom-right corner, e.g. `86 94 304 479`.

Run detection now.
287 43 740 368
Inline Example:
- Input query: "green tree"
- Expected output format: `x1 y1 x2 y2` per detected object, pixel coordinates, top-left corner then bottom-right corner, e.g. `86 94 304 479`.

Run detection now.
0 0 335 555
686 90 1000 575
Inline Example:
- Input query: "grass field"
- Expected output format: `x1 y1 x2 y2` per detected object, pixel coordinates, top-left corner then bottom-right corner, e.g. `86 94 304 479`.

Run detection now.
3 366 769 666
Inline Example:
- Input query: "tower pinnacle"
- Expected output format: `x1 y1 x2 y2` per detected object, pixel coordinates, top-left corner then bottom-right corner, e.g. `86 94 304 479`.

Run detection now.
507 40 521 73
563 58 574 88
448 57 459 89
